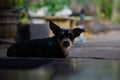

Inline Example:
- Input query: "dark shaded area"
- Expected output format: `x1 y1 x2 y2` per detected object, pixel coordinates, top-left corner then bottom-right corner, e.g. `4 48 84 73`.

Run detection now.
16 23 50 41
0 58 54 69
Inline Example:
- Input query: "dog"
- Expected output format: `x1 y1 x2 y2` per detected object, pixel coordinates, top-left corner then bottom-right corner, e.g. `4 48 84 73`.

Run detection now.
7 21 85 58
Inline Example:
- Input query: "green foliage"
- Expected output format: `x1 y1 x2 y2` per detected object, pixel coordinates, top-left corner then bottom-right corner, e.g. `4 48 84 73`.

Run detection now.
112 15 120 23
29 0 70 16
102 0 112 19
117 0 120 12
16 0 24 7
28 0 44 11
45 0 70 16
76 0 91 4
18 11 29 23
94 0 112 20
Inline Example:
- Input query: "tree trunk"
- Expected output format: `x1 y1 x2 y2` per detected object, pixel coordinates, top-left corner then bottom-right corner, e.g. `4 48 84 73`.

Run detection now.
0 11 18 41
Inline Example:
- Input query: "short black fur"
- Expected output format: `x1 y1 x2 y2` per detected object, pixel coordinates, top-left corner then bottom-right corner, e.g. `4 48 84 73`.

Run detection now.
7 21 85 58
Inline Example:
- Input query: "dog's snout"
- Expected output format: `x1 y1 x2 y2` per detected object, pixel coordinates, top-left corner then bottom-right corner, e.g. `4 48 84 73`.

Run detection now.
63 41 70 47
64 41 69 44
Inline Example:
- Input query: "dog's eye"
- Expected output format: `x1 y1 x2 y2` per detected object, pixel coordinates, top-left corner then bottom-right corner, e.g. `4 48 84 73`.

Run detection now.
60 32 64 36
68 33 74 40
68 33 72 36
58 33 64 40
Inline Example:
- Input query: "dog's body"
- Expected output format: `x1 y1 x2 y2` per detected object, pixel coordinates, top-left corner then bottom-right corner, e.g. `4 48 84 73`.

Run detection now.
7 21 85 58
7 37 67 58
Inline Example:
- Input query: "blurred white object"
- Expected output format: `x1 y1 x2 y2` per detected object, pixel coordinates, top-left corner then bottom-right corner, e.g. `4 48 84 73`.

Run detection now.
75 25 86 43
29 7 47 17
55 8 72 16
28 7 48 24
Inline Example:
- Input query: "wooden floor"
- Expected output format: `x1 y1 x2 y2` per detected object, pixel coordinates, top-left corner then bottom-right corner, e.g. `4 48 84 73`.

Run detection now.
0 31 120 60
69 31 120 60
69 42 120 60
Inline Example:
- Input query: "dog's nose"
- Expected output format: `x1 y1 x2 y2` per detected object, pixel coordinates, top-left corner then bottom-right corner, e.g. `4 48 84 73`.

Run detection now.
63 41 70 47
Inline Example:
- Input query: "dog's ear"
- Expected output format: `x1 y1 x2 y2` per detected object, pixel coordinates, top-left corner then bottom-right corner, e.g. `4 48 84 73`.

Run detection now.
49 21 60 34
72 28 85 37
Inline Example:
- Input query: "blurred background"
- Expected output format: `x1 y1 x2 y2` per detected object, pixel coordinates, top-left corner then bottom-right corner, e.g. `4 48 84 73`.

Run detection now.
1 0 120 42
0 0 120 80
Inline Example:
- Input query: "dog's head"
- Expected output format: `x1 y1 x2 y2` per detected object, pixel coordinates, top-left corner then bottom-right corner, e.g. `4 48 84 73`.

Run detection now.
50 21 85 54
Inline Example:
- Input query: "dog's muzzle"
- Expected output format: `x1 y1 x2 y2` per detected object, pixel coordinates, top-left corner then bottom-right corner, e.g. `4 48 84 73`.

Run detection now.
63 41 70 47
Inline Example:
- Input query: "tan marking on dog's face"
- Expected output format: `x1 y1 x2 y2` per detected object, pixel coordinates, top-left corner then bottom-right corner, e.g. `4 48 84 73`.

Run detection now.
57 38 73 55
61 31 65 35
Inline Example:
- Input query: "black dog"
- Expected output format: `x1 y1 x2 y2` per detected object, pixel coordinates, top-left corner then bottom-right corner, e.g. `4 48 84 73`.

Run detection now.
7 21 85 58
